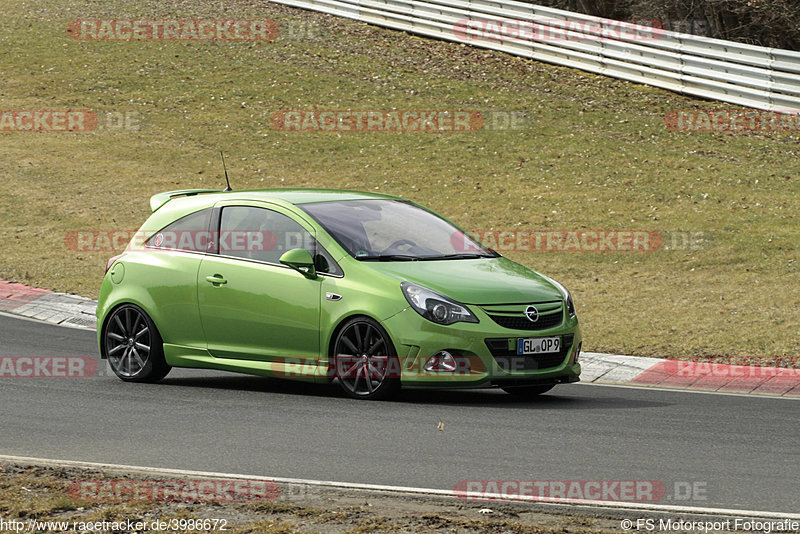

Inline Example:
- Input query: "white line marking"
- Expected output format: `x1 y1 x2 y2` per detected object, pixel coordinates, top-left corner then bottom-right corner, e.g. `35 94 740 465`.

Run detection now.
0 454 797 519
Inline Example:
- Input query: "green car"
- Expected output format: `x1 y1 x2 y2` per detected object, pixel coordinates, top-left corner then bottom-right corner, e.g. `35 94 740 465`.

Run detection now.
97 188 582 400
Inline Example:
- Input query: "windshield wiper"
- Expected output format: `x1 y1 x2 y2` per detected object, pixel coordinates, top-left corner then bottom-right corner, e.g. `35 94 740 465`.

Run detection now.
420 253 494 260
358 252 497 262
357 254 418 261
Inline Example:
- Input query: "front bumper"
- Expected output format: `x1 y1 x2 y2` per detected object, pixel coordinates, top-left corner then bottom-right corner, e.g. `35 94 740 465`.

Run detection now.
382 306 582 388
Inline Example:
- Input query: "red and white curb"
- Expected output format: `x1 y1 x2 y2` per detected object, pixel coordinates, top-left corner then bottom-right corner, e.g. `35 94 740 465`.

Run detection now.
580 352 662 383
2 279 798 397
0 280 96 329
580 353 800 398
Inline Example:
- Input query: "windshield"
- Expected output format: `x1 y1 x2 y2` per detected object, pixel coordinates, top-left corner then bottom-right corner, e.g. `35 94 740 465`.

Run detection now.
299 199 498 261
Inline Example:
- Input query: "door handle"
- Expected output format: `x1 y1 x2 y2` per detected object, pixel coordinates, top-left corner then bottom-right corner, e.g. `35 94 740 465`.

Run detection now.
205 274 227 285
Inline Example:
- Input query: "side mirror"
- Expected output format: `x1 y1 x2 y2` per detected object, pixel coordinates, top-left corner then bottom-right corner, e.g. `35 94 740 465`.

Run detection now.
279 248 317 279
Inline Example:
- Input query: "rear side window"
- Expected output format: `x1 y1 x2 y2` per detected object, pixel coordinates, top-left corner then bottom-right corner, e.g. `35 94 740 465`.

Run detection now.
146 209 213 253
219 206 342 275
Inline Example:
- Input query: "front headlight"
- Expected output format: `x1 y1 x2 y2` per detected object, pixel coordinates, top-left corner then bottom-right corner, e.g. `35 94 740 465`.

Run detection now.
401 282 479 325
551 279 576 317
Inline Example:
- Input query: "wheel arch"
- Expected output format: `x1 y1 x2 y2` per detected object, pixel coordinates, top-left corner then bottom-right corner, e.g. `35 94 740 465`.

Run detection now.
326 313 398 359
98 300 162 359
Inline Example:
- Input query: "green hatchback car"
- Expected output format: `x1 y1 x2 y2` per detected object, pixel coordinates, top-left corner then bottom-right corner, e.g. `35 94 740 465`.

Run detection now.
98 188 582 399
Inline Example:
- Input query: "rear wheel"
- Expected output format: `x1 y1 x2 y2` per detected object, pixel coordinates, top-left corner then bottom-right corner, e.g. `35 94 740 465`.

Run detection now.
502 384 555 398
332 317 400 400
103 304 171 382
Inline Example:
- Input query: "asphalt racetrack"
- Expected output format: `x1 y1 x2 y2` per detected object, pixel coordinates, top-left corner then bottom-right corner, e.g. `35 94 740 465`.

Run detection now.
0 312 796 514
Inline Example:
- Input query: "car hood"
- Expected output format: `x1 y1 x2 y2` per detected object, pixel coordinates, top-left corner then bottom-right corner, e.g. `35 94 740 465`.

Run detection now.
366 257 563 304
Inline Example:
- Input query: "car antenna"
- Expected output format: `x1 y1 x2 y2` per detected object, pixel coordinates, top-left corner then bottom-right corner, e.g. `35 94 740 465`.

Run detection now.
220 151 232 192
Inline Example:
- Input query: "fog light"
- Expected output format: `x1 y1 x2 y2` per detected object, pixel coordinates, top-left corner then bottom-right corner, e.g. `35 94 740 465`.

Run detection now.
574 342 582 364
424 351 457 372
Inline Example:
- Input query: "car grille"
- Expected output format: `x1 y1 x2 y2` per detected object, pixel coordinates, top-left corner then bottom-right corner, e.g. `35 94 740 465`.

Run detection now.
485 334 574 371
483 301 564 331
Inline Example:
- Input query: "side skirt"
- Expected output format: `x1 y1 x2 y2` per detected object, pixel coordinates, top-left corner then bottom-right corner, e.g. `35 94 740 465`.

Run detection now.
163 344 325 383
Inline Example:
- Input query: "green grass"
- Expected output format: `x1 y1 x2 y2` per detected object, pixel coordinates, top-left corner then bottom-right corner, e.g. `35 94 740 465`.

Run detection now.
1 0 798 359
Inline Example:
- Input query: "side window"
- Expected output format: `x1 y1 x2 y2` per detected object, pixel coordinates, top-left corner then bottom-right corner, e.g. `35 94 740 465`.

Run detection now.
146 209 212 253
219 206 342 275
220 206 314 264
314 246 343 277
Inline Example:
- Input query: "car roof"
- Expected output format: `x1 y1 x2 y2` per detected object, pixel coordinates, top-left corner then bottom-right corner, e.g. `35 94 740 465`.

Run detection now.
150 188 405 212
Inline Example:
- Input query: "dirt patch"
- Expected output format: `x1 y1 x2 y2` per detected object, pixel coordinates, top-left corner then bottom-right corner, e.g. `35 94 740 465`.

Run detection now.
0 460 782 533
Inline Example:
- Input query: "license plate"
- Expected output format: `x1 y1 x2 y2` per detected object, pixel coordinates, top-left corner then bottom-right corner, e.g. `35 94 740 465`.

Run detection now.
517 336 561 355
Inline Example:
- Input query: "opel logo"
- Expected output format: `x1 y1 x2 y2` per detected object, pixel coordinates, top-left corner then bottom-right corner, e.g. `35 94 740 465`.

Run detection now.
525 305 539 322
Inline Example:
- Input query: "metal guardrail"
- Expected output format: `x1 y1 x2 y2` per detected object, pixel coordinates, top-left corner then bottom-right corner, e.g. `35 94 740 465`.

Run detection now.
269 0 800 113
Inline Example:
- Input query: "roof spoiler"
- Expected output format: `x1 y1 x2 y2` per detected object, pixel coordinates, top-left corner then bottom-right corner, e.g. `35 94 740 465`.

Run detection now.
149 189 220 212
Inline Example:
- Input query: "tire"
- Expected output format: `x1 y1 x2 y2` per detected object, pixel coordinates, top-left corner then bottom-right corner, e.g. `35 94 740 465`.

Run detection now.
502 384 555 398
332 317 400 400
103 304 171 383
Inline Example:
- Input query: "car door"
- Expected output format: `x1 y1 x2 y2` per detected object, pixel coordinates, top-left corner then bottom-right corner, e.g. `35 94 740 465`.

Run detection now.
197 202 322 362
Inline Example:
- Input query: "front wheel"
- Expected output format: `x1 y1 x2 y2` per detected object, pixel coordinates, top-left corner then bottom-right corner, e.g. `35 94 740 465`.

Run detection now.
502 384 555 398
332 317 400 400
103 304 171 382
